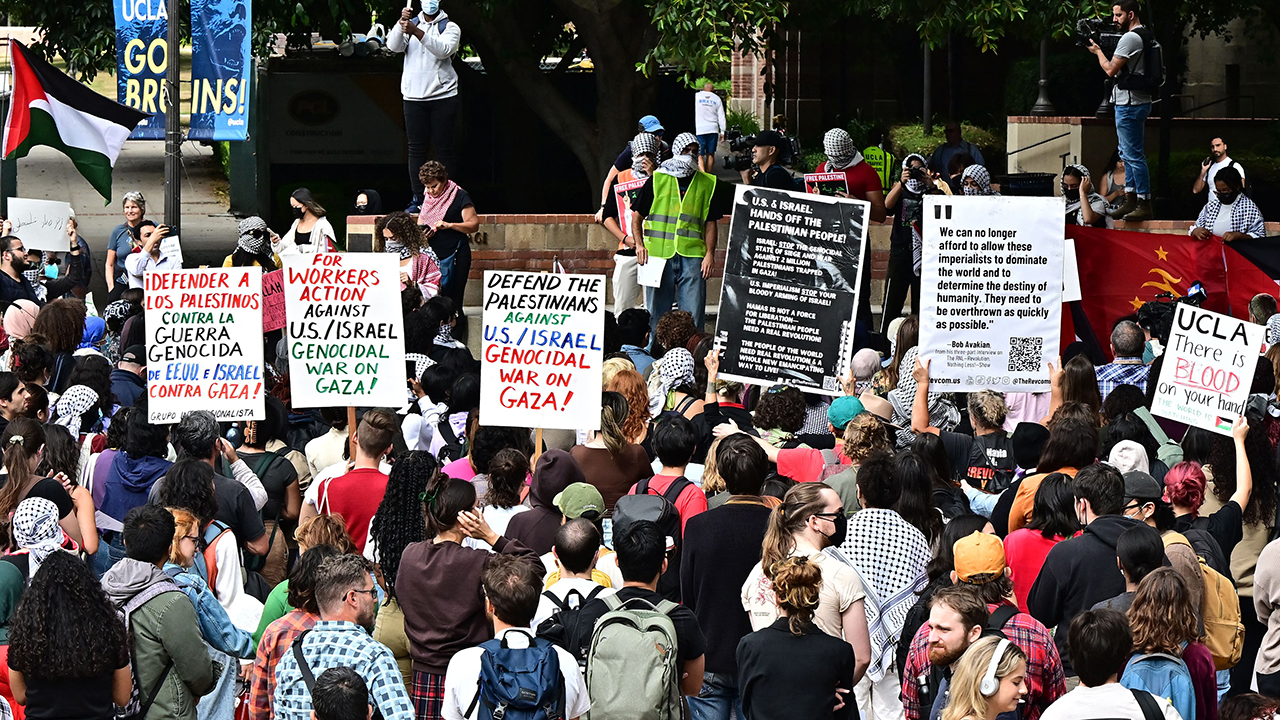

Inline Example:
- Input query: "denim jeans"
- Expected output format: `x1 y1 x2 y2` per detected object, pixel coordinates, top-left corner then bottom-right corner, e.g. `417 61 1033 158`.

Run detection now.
90 532 128 579
1114 103 1152 197
643 253 706 341
687 672 742 720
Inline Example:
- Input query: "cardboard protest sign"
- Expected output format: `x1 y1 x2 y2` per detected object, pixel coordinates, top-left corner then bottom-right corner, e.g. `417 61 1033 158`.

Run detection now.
284 253 405 409
803 173 849 196
1151 303 1264 435
919 196 1064 393
262 269 285 332
614 178 648 238
7 198 71 252
481 270 605 430
144 267 265 423
714 185 868 395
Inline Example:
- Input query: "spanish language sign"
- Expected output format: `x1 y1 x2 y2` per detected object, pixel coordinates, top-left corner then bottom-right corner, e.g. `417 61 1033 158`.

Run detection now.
114 0 167 139
144 268 264 423
284 253 405 409
1151 304 1263 435
262 269 285 332
919 196 1064 392
188 0 251 140
481 270 604 430
714 185 868 395
7 198 71 252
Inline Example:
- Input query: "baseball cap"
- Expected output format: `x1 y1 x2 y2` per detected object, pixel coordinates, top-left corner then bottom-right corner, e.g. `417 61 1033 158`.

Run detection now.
553 482 604 519
120 345 146 365
953 531 1006 584
752 129 784 148
1123 471 1163 502
827 396 865 431
638 115 664 133
850 348 882 380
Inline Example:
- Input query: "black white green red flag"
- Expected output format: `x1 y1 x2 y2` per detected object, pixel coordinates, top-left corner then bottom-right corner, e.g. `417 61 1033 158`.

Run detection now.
2 42 148 201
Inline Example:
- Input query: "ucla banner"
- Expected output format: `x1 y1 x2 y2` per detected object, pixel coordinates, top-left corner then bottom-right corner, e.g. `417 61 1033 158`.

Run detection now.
189 0 251 140
114 0 167 139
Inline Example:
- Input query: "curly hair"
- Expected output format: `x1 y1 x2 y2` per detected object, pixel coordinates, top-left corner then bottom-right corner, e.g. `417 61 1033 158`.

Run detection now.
967 391 1007 431
376 211 428 255
418 161 449 185
654 310 697 355
606 369 649 443
771 556 823 636
8 551 130 679
369 451 435 600
288 545 340 613
1205 425 1278 526
31 299 86 354
11 337 52 384
841 413 889 463
295 514 359 555
155 458 219 530
1128 567 1198 655
483 448 528 509
754 386 807 434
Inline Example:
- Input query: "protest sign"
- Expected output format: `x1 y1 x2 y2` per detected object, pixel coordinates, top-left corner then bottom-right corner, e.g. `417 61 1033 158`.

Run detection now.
714 185 868 395
284 253 405 409
803 173 849 196
114 0 167 139
160 235 183 264
188 0 252 140
919 196 1064 393
144 267 264 423
614 178 647 238
481 270 605 430
6 198 71 252
1151 303 1263 435
262 269 285 332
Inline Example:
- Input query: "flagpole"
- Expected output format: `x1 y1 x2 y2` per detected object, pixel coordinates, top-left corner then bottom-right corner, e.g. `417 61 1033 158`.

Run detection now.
164 0 181 233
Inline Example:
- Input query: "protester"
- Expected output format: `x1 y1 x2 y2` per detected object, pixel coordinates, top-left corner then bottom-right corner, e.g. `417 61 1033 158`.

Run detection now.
571 392 652 510
1122 567 1214 720
883 158 940 333
1062 165 1110 227
940 636 1028 720
105 191 145 298
304 408 397 553
1219 695 1279 720
110 344 146 408
122 221 177 289
1165 447 1251 566
311 667 372 720
816 128 886 222
532 516 615 629
1192 137 1245 195
825 413 890 514
164 507 256 659
1191 167 1265 241
959 165 998 196
609 367 652 449
737 556 857 720
1002 473 1080 612
94 400 174 572
1093 524 1165 613
1088 0 1155 221
504 449 584 556
0 419 94 554
378 211 442 299
626 414 705 532
911 359 1015 493
694 82 727 173
1006 413 1097 533
603 135 660 316
739 130 795 190
416 162 477 322
271 554 414 720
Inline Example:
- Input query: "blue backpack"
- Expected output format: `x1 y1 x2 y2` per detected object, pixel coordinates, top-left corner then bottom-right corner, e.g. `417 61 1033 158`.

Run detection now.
1121 652 1196 720
465 630 566 720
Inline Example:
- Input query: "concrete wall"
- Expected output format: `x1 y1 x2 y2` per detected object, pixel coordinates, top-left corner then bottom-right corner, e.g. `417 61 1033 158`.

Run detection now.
1182 18 1280 118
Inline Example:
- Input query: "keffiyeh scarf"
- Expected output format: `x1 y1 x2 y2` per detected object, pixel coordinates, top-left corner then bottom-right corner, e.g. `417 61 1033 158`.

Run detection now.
237 216 269 255
823 129 863 170
887 347 959 447
419 180 461 228
1268 314 1280 346
659 153 699 179
405 352 435 382
630 133 662 179
651 348 695 416
104 300 133 322
12 497 64 579
385 239 413 261
961 165 995 196
21 268 46 303
1062 164 1107 225
1196 192 1266 239
54 384 99 436
435 324 464 349
902 154 928 195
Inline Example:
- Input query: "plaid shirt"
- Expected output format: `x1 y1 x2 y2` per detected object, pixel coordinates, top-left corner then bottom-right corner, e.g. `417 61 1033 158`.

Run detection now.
1095 360 1150 401
272 620 413 720
901 602 1065 720
248 609 317 720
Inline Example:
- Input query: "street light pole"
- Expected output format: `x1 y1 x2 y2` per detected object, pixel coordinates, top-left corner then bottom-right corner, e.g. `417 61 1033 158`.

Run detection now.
1031 39 1057 115
163 0 181 233
922 45 933 134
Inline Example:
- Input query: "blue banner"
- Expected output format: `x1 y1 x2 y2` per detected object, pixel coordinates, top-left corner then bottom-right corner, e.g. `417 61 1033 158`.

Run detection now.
114 0 167 139
188 0 252 140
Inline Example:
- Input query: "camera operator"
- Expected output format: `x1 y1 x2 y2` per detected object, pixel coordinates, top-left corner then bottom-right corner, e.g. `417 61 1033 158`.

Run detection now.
739 130 796 190
124 221 179 289
1087 0 1156 222
880 154 944 333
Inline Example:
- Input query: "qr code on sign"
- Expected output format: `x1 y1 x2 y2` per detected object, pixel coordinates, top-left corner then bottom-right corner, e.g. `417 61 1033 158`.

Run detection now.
1009 336 1043 372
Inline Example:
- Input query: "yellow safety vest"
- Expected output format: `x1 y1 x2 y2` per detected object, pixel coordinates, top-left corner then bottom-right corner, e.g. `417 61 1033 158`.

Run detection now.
642 171 715 259
863 146 898 190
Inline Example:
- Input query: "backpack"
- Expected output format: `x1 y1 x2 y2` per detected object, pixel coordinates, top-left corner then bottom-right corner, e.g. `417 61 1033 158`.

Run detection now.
1163 531 1244 669
437 415 467 463
193 520 234 597
613 477 692 602
1116 26 1165 95
585 594 684 720
225 451 285 575
536 585 607 672
914 604 1021 715
1120 652 1196 720
463 629 566 720
114 580 184 720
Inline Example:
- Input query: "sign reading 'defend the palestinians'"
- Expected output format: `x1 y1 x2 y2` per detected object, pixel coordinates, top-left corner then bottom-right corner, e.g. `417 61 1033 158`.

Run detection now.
481 271 605 430
1151 303 1264 435
919 196 1064 393
144 268 264 423
284 253 405 409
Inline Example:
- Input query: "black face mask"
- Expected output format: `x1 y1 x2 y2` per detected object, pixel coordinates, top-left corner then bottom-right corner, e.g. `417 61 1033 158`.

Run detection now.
820 513 848 548
1216 191 1239 205
291 206 306 219
355 203 368 213
1063 188 1080 202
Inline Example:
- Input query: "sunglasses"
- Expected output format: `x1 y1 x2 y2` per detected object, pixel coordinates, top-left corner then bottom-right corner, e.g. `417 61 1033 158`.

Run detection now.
766 384 795 395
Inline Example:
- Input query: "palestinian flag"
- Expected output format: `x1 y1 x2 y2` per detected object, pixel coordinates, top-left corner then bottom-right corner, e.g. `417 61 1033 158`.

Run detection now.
3 42 148 201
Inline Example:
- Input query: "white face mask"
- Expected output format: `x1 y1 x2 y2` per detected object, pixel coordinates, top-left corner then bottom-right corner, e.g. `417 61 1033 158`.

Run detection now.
421 0 439 14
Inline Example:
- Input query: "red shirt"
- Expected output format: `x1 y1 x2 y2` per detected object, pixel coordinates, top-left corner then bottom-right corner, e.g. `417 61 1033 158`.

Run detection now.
817 160 884 198
627 474 708 534
1003 528 1073 613
777 447 850 484
317 467 389 552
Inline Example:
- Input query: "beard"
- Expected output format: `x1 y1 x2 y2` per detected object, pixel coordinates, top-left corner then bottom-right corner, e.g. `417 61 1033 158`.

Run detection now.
356 604 376 633
928 642 968 667
9 255 29 273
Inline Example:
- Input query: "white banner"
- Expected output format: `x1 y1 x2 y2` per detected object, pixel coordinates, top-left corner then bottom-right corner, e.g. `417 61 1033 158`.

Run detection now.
144 267 265 423
284 253 406 409
919 196 1064 393
481 270 605 430
1151 304 1264 435
8 198 72 252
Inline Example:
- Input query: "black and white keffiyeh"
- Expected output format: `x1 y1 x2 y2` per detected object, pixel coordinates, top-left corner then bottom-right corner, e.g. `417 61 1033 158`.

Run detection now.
961 165 996 196
53 384 98 436
104 300 132 322
902 153 928 195
630 133 662 179
384 239 413 261
659 133 701 179
21 268 46 303
833 508 931 681
1196 192 1266 238
1268 314 1280 346
405 353 435 382
823 129 863 170
650 348 695 415
237 216 269 255
12 497 64 579
888 347 959 446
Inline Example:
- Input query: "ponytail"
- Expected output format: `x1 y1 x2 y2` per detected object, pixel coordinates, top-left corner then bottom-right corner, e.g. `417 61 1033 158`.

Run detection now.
761 482 831 573
599 391 630 457
422 471 476 538
0 418 46 548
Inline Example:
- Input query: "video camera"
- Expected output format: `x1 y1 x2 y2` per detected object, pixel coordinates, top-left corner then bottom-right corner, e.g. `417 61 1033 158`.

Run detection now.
721 125 802 172
1137 281 1208 346
1075 18 1123 55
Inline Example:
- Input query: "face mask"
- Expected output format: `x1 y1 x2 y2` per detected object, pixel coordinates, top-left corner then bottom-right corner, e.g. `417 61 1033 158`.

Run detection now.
963 185 981 196
422 0 439 14
355 203 367 212
820 513 848 548
905 179 925 195
291 206 306 219
43 264 57 280
1063 188 1080 202
1216 191 1239 205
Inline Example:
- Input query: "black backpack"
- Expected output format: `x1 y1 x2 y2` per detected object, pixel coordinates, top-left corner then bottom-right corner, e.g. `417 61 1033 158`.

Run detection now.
436 416 467 463
611 477 693 602
535 585 607 672
1116 26 1164 95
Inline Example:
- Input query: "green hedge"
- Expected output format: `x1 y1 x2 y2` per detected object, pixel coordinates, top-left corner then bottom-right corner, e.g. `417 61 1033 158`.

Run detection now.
889 123 1003 159
212 141 231 180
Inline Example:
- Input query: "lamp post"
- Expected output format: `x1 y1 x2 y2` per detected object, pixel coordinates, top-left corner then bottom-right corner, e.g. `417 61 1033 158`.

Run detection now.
1030 39 1056 115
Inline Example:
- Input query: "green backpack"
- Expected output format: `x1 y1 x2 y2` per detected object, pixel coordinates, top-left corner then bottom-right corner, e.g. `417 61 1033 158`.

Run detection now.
585 595 685 720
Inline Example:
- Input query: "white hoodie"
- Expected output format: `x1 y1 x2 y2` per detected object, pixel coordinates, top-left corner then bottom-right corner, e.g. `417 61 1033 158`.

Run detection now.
387 10 461 101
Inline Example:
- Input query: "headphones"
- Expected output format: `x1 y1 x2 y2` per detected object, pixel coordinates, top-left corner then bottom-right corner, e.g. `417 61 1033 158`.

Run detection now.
980 638 1012 697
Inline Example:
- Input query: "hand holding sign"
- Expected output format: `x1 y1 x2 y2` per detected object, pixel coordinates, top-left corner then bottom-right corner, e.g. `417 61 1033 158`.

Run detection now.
7 198 72 252
1151 303 1264 435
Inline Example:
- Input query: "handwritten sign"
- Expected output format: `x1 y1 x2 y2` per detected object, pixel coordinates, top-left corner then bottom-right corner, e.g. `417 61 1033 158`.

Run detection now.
1151 303 1263 435
262 269 285 332
614 178 648 238
803 173 849 196
144 268 265 423
481 270 604 430
284 253 405 408
7 198 71 252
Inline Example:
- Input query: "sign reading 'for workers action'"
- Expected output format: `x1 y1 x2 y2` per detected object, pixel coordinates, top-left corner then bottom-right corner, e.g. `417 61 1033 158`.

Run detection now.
1151 303 1264 435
